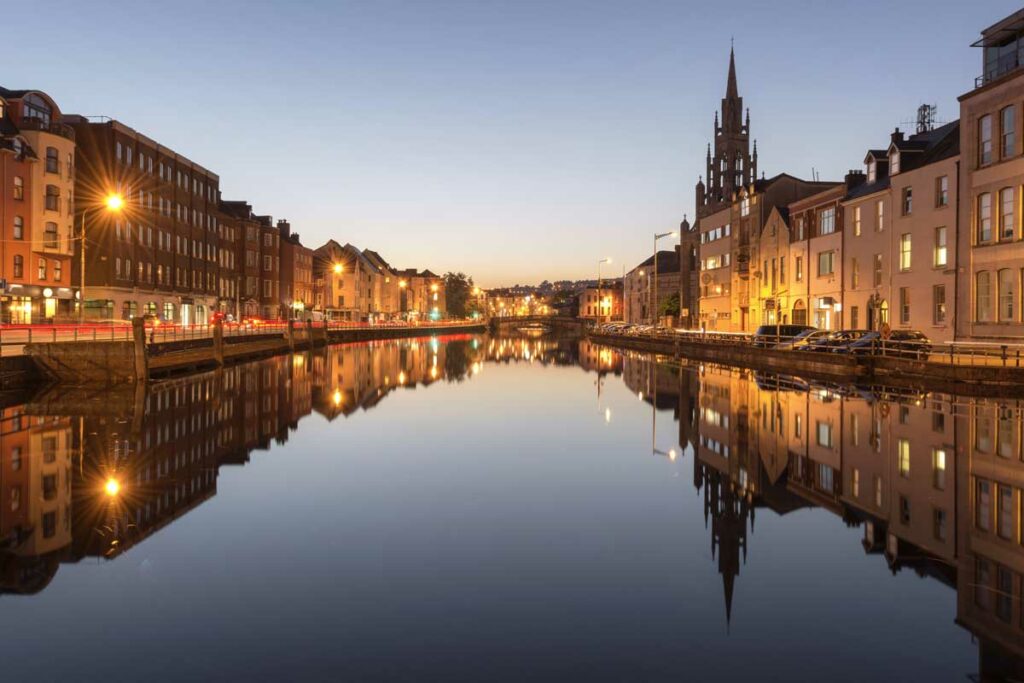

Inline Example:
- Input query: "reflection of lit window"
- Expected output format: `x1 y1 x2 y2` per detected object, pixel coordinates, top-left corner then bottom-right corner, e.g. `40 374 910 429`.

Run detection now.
898 439 910 478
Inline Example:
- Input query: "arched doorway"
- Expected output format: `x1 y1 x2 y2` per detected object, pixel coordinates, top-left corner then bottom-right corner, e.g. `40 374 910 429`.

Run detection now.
792 299 807 326
868 297 890 330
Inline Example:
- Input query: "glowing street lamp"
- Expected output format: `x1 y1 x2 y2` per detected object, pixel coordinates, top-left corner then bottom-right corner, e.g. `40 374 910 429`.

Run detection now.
104 478 121 497
80 193 125 323
333 263 344 275
597 257 611 323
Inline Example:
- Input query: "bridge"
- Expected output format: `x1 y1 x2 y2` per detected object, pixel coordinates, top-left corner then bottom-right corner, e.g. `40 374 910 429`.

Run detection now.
488 316 586 333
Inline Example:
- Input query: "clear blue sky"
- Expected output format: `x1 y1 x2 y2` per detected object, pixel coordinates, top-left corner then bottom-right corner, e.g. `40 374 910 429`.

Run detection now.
4 0 1018 286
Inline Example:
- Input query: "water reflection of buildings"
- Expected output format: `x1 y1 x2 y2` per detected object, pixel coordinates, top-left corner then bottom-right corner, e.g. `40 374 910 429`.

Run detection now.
0 335 488 594
676 362 1024 680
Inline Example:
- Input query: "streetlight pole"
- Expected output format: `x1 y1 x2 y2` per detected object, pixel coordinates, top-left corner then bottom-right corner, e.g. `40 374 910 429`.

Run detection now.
597 257 610 323
79 194 124 324
652 231 677 326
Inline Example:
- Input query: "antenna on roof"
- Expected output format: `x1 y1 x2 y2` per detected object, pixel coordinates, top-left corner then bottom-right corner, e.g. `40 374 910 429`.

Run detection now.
900 104 943 134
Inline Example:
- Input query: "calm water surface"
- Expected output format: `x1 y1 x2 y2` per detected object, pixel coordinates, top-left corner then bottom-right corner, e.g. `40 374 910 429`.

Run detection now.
0 333 1022 681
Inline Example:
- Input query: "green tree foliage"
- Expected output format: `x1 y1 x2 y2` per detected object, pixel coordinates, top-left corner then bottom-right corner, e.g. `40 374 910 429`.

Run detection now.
659 292 681 317
443 272 475 317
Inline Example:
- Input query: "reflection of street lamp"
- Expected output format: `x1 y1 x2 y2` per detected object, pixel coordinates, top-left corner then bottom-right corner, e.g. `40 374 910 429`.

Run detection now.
80 193 125 323
597 257 611 323
652 231 677 325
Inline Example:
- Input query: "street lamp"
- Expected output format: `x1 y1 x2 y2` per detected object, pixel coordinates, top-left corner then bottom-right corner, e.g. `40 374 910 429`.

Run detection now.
80 193 125 323
333 263 343 274
597 257 611 323
651 231 677 326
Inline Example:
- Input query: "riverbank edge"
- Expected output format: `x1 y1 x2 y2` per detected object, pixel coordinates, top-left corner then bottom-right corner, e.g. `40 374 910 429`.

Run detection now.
4 323 487 388
587 331 1024 398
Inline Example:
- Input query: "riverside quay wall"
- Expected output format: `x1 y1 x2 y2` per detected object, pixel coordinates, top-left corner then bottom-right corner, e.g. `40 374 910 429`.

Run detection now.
23 320 487 384
587 331 1024 398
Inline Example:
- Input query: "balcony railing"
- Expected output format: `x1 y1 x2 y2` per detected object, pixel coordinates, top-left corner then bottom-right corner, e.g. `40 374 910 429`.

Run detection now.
16 117 76 141
976 50 1023 87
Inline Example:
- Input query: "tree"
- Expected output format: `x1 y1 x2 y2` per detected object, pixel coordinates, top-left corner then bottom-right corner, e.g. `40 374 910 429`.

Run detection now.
443 272 474 318
658 292 681 318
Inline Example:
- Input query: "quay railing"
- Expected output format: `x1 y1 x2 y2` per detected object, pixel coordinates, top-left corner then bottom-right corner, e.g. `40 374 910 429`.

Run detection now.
593 324 1024 369
0 319 485 356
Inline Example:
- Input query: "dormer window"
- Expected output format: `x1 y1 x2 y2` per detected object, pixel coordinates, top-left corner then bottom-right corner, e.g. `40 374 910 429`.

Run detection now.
867 160 876 183
890 150 901 175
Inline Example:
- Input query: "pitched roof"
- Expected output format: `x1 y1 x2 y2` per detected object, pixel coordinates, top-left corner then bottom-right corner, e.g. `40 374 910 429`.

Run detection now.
633 249 680 273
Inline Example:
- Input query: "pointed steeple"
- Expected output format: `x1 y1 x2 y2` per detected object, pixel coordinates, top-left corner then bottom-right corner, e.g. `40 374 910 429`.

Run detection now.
726 44 738 99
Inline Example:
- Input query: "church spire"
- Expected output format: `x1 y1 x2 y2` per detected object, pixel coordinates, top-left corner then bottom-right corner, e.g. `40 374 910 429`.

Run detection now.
726 44 738 99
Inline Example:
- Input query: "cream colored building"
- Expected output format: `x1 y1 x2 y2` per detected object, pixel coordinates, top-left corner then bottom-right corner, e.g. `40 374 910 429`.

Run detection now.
957 10 1024 341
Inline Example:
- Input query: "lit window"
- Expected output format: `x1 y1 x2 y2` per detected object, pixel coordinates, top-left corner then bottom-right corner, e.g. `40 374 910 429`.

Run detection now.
979 114 993 165
934 227 947 267
899 234 912 271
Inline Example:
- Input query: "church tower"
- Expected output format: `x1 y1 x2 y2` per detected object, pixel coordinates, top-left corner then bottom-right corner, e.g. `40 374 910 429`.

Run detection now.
696 46 756 218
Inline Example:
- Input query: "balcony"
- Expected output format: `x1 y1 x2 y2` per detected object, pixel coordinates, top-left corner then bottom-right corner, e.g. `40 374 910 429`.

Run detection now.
17 117 76 141
976 50 1023 87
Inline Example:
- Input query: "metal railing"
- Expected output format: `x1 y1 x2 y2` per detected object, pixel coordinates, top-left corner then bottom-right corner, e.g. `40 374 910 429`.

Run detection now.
0 319 485 356
592 323 1024 369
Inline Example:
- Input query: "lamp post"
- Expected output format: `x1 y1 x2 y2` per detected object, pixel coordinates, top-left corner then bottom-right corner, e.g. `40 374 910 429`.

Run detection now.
80 193 124 324
597 257 611 323
652 231 677 326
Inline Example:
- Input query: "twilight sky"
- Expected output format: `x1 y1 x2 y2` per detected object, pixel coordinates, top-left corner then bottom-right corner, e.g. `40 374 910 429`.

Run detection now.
3 0 1017 286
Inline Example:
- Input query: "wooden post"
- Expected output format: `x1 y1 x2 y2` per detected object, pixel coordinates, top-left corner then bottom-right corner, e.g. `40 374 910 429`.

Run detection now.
132 317 149 383
213 320 225 366
288 319 296 351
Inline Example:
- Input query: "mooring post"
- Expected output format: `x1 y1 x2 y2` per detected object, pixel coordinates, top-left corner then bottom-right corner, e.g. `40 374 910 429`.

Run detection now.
213 320 225 366
132 317 149 382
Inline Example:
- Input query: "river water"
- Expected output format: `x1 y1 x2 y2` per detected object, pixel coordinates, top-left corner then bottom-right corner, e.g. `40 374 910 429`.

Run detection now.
0 333 1021 681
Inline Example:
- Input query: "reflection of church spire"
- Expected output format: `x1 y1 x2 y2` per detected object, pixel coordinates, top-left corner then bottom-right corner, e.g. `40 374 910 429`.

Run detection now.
699 464 751 630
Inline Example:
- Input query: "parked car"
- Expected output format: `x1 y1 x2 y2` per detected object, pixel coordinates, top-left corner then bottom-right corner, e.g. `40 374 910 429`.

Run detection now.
798 329 872 352
841 330 932 359
751 324 815 348
774 328 829 351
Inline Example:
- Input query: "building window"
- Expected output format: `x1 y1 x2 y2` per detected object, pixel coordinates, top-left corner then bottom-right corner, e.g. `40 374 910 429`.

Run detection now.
819 207 835 235
933 508 947 541
13 255 23 278
45 147 59 174
934 226 947 268
976 480 992 531
13 216 24 240
876 200 884 231
873 253 883 287
901 187 912 215
1000 187 1015 240
817 251 834 276
740 197 750 216
976 271 993 322
933 285 946 324
850 257 859 288
998 268 1016 322
264 255 272 271
816 421 833 448
978 193 992 242
867 160 876 183
935 175 948 207
1000 105 1015 159
54 260 62 281
890 150 901 175
899 233 912 271
12 176 23 200
898 439 910 477
794 256 803 282
931 448 946 489
979 114 993 165
899 287 910 324
45 185 59 211
850 306 859 328
853 206 861 236
44 222 58 248
37 258 46 280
